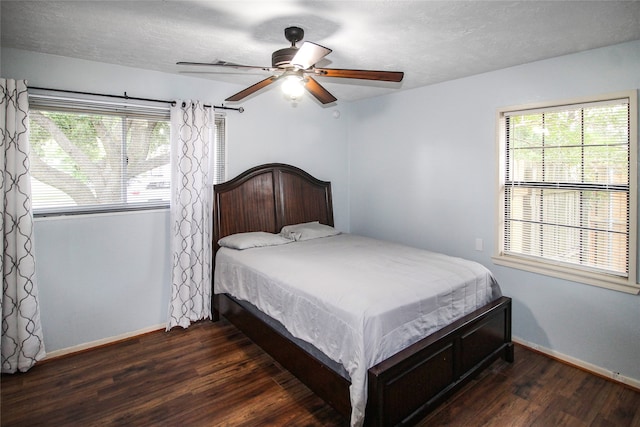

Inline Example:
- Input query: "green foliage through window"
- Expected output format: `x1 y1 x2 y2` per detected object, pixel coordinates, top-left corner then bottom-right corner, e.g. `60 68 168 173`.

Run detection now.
28 96 171 214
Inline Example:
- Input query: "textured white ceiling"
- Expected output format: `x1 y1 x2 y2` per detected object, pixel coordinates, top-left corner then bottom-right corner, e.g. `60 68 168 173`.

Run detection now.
2 1 640 103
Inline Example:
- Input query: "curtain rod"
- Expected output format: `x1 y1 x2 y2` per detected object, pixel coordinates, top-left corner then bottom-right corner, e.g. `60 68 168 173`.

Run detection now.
28 86 245 113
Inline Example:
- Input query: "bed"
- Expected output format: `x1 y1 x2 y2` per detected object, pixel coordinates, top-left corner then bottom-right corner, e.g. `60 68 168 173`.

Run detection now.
211 163 513 426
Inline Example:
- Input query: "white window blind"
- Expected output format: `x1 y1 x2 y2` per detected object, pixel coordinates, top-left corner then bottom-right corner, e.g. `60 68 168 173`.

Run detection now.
495 91 638 294
28 94 226 215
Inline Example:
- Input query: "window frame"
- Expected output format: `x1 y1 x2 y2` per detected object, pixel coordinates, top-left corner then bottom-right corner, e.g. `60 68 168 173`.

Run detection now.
493 90 639 294
28 93 227 217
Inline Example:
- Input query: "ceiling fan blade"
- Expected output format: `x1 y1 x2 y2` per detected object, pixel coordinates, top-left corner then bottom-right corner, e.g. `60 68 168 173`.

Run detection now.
305 77 337 104
291 42 332 69
225 76 279 102
314 68 404 82
177 60 273 72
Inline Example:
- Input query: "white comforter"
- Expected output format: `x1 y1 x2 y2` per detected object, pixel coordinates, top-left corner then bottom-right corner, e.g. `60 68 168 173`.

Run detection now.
213 234 501 426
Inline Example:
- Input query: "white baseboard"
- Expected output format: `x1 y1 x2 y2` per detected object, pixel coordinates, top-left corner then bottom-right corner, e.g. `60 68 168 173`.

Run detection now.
43 323 166 360
513 336 640 391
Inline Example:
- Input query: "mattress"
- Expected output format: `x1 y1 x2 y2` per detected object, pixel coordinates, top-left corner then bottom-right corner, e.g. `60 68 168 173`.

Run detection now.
213 233 502 427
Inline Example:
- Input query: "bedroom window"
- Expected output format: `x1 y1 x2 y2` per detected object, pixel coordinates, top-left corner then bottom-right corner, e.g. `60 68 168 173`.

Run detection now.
28 94 226 216
494 91 638 294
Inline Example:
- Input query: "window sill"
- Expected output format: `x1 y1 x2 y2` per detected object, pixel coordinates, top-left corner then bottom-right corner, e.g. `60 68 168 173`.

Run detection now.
34 203 169 218
492 254 640 295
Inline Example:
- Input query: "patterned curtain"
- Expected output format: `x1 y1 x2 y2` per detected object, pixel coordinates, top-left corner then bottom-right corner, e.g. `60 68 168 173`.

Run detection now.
1 79 45 373
166 101 213 330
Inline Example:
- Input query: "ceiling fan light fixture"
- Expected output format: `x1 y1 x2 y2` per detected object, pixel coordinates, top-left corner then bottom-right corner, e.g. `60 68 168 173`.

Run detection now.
281 74 305 99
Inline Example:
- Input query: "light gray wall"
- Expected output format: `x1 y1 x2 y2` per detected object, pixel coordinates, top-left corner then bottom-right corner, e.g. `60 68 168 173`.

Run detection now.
33 210 171 350
1 48 349 352
347 40 640 384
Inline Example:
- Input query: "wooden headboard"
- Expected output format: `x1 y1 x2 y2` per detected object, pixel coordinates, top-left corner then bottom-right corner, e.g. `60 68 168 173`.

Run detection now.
213 163 334 253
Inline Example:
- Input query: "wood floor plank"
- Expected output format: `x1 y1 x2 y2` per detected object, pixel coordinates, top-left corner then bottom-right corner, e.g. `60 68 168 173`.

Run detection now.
2 319 639 427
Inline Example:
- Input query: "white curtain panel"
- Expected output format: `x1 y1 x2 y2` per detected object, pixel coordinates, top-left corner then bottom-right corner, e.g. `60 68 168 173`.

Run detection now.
167 101 213 330
1 79 46 373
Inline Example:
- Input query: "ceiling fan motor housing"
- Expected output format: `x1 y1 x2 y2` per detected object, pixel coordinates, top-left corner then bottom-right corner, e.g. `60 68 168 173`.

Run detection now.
272 47 298 67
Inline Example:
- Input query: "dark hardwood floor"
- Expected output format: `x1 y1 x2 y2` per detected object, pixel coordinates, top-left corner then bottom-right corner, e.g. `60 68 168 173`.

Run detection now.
2 319 639 426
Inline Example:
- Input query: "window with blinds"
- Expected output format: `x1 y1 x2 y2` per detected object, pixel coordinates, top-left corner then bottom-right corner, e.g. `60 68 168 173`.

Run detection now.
28 94 226 215
494 91 638 294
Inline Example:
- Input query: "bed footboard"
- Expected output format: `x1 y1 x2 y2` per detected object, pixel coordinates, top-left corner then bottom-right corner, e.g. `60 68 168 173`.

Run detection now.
365 296 513 426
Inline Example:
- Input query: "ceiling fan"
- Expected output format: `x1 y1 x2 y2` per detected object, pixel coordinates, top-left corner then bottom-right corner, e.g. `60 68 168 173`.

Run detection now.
177 26 404 104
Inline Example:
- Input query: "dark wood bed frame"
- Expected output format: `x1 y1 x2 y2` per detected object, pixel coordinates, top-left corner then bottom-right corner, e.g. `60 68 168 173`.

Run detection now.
211 163 513 426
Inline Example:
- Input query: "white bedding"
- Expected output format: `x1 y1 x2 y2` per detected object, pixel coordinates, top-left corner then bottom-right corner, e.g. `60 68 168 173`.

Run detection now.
213 233 501 427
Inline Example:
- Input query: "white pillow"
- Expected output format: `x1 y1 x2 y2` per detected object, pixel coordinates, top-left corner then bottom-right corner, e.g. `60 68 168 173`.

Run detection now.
280 221 340 241
218 231 293 250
